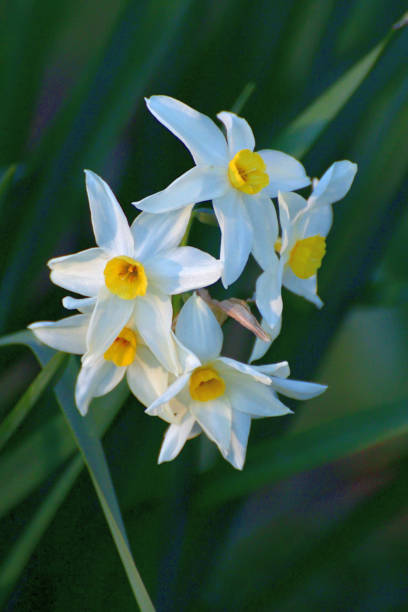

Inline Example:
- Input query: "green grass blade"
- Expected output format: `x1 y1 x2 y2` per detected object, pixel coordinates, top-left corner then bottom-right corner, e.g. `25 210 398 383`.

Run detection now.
0 351 67 452
0 454 83 609
0 164 16 202
273 28 395 157
195 399 408 509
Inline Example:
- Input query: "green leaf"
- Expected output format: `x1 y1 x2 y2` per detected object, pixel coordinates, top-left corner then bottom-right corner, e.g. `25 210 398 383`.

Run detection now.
273 28 396 158
195 399 408 509
0 164 16 203
0 330 154 610
0 454 83 609
0 351 67 452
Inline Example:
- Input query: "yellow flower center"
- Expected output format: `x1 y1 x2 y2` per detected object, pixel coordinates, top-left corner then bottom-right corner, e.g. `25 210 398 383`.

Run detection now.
104 327 137 367
228 149 269 195
289 235 326 279
274 238 282 254
189 366 226 402
104 256 148 299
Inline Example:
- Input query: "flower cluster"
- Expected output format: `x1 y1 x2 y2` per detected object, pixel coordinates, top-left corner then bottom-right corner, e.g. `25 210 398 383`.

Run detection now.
30 95 357 469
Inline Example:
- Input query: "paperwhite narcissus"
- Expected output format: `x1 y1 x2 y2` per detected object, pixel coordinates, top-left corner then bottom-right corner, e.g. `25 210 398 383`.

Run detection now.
253 160 357 360
29 298 199 415
146 294 326 470
132 95 310 288
47 170 222 373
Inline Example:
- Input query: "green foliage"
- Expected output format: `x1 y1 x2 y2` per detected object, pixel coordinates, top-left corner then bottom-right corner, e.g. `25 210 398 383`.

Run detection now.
0 1 407 610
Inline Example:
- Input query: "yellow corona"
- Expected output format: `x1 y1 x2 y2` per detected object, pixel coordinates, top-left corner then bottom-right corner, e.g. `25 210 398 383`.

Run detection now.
189 366 226 402
228 149 269 195
104 327 137 367
104 256 148 299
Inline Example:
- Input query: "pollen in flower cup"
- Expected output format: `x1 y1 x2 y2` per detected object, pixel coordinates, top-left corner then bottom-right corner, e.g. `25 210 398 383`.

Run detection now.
133 95 311 287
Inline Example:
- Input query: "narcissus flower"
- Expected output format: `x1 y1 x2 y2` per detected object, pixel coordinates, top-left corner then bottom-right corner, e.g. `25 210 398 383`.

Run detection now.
47 170 222 373
29 299 198 415
133 96 310 287
253 160 357 359
146 294 326 469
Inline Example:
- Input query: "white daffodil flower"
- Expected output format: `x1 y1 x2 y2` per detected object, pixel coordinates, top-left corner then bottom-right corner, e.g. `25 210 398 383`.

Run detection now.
253 161 357 360
133 95 310 288
29 299 199 415
146 294 326 470
47 170 222 373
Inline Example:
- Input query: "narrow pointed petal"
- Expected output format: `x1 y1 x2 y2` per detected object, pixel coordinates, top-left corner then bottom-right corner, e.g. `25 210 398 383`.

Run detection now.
29 314 89 354
279 191 308 221
249 317 282 363
277 192 292 254
133 291 179 373
131 206 193 261
224 411 251 470
175 294 222 363
84 170 134 255
62 296 96 313
75 358 125 416
228 378 292 417
190 397 232 454
145 246 222 295
146 95 228 165
213 190 253 287
252 361 290 378
216 356 271 385
217 111 255 155
173 332 201 373
158 415 197 463
303 204 333 238
259 150 310 197
48 248 107 296
244 193 279 271
146 373 190 414
126 346 168 407
133 165 228 214
271 377 327 400
84 288 134 365
283 268 323 308
255 266 284 333
309 161 357 209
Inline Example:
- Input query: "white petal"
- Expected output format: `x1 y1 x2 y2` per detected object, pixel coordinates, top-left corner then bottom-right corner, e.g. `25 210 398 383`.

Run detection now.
213 190 253 287
270 377 327 400
62 296 96 313
224 410 251 470
309 161 357 209
255 266 284 333
84 287 134 365
145 246 222 295
75 358 125 416
228 378 292 417
175 294 222 363
244 193 279 271
248 317 282 363
133 165 228 214
252 361 290 378
216 356 271 385
29 314 89 355
217 111 255 155
173 332 201 373
146 373 190 414
277 192 292 255
279 191 308 221
133 291 179 373
158 414 197 463
259 150 310 197
131 206 193 261
283 268 323 308
48 248 107 296
126 346 168 407
302 204 333 238
190 397 232 454
84 170 134 255
146 95 228 165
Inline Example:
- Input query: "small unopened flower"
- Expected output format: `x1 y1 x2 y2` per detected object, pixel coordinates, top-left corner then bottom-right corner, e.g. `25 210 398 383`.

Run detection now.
146 294 326 469
133 95 310 287
254 160 357 355
29 300 198 415
47 170 222 372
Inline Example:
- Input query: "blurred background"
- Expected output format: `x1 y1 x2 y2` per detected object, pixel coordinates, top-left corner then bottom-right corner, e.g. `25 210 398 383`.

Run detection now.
0 0 407 610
